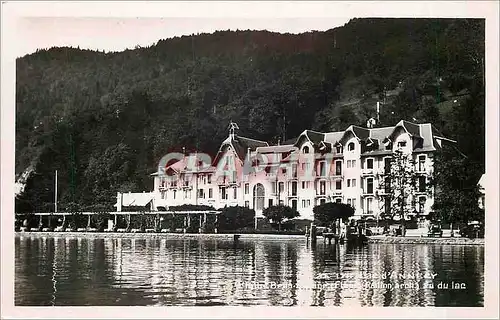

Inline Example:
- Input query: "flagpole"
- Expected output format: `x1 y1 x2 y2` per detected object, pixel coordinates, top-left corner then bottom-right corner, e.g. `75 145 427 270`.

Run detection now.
55 170 58 213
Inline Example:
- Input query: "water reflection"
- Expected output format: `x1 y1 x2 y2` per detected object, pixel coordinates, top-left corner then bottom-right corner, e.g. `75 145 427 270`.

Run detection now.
15 235 484 306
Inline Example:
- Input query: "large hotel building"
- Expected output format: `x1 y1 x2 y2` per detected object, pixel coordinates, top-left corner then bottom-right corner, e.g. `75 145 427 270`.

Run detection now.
116 120 456 222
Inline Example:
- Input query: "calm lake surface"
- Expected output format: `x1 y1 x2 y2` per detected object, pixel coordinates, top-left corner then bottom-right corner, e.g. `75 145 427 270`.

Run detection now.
15 235 484 307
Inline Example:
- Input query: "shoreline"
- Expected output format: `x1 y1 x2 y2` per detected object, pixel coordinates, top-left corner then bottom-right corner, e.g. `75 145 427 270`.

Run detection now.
15 231 484 245
367 235 484 245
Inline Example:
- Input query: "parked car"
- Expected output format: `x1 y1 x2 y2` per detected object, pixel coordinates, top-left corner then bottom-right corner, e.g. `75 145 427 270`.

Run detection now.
427 223 443 237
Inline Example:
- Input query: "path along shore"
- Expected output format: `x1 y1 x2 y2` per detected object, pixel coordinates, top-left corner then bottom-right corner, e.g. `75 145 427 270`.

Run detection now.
15 231 484 245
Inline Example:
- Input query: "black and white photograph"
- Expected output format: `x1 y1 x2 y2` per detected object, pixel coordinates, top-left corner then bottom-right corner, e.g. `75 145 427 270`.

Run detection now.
1 1 499 319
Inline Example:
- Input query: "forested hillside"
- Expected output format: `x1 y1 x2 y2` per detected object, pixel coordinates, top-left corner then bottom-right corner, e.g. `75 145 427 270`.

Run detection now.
15 18 485 212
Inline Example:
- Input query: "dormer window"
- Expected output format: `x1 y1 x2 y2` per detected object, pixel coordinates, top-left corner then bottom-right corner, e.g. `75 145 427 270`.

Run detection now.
303 146 310 154
336 146 342 154
385 143 392 151
347 142 355 151
397 141 407 148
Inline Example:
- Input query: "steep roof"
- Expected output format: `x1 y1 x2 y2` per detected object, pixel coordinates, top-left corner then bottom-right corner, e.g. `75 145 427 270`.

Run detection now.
324 131 344 144
293 130 325 146
256 145 296 153
214 134 269 164
387 120 422 140
114 192 154 207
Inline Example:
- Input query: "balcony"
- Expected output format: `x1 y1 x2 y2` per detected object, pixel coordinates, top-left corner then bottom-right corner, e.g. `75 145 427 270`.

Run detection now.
168 182 178 189
361 168 375 176
331 190 343 196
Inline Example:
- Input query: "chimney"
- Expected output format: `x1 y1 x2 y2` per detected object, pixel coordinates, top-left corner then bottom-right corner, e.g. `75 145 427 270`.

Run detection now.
376 101 380 123
117 192 122 212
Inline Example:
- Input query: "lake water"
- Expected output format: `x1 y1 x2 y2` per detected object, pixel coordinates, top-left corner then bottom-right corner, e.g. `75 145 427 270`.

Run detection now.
15 235 484 307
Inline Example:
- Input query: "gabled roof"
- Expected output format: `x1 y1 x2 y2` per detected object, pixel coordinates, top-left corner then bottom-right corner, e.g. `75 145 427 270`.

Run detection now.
161 154 211 174
114 192 154 207
387 120 422 141
294 130 325 146
214 134 269 164
339 125 370 144
478 174 486 190
324 131 344 145
256 145 296 153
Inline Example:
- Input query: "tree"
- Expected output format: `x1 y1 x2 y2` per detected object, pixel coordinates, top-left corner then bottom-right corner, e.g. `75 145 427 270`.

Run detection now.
262 205 300 231
218 206 255 231
376 150 423 221
313 202 354 227
431 149 484 225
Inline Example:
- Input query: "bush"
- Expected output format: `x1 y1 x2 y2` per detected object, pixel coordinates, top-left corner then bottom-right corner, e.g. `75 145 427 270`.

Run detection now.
262 205 300 231
313 202 354 227
218 206 255 232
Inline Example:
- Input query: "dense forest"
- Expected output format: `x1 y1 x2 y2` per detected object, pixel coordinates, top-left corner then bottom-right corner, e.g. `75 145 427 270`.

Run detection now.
15 18 485 213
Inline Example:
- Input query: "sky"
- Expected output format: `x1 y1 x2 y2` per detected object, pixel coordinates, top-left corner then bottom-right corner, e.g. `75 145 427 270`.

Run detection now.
15 17 351 58
7 1 496 59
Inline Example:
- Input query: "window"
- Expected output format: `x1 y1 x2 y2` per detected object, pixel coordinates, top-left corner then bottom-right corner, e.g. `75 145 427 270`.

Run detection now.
220 187 227 200
233 187 237 199
303 146 310 153
348 142 355 151
207 174 212 184
335 161 342 175
198 189 204 198
352 160 356 168
347 160 351 168
347 179 351 187
302 199 308 208
318 161 326 176
244 183 249 194
418 155 426 172
384 158 391 173
419 176 426 192
385 142 392 151
279 200 284 206
161 191 165 199
336 180 342 190
366 178 373 194
384 177 391 193
418 197 426 214
173 190 176 199
347 199 352 206
292 164 298 178
291 199 298 210
351 199 356 209
208 188 213 199
367 158 374 169
253 184 265 210
320 199 326 205
336 146 342 154
268 199 273 207
397 141 407 148
302 181 306 189
352 179 356 187
245 201 250 208
272 182 277 194
278 182 284 192
335 198 341 203
319 181 326 195
291 181 298 196
367 198 373 214
384 197 391 215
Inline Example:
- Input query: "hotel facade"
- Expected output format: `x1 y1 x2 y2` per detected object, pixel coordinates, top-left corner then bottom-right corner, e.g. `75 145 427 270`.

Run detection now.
116 120 456 222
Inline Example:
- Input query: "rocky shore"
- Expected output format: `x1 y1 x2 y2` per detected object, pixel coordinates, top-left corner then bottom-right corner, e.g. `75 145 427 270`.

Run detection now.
367 235 484 245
